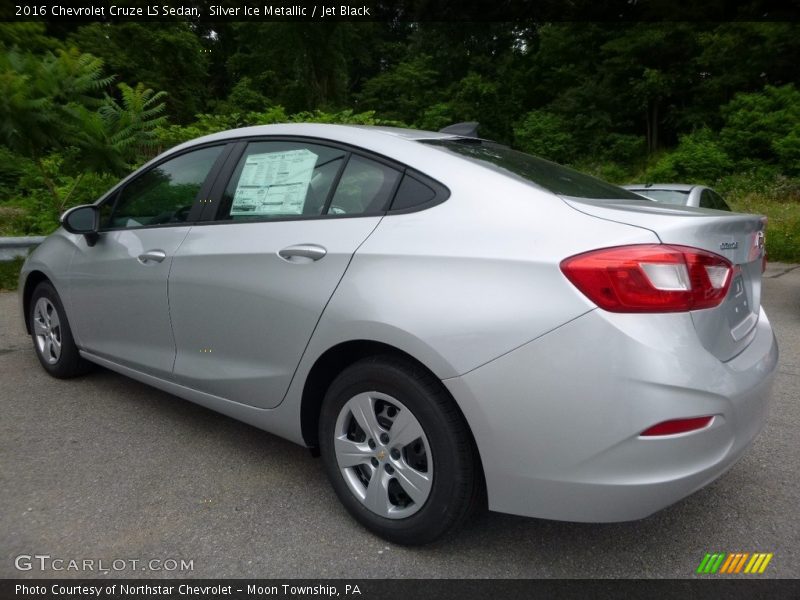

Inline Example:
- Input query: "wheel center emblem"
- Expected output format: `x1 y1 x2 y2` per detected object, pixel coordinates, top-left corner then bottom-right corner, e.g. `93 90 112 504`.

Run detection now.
376 449 386 461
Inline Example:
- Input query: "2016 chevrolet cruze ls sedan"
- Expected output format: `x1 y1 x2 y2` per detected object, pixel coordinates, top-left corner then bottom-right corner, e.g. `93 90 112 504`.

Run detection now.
19 124 778 544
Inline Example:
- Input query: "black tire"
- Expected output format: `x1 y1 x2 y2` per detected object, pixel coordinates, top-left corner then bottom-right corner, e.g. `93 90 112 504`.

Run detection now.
28 281 92 378
319 355 482 545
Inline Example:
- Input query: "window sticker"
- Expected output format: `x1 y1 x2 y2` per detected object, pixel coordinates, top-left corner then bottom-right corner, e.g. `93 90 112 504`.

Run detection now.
230 149 318 216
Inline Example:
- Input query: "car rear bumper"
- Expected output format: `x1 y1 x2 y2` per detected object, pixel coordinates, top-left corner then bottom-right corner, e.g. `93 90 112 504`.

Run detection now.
443 306 778 522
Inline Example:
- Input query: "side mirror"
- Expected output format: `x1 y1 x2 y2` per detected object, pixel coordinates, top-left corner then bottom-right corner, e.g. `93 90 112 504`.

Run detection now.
61 204 100 246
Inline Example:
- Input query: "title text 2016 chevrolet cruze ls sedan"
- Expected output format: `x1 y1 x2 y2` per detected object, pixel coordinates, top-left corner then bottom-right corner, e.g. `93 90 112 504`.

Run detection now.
19 124 778 544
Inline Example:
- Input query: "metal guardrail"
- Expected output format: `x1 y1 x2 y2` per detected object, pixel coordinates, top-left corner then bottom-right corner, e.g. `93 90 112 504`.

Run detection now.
0 236 46 261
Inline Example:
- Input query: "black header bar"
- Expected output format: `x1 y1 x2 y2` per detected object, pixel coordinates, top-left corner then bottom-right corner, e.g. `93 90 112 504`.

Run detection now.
3 0 800 22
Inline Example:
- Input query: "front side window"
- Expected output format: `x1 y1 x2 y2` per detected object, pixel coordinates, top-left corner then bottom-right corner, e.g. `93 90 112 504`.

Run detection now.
106 145 224 229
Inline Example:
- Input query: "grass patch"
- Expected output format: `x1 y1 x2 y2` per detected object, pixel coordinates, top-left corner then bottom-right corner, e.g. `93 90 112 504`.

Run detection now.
0 257 24 291
729 196 800 262
719 173 800 263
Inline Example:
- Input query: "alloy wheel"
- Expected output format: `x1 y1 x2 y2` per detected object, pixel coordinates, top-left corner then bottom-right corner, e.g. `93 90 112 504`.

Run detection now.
33 297 62 364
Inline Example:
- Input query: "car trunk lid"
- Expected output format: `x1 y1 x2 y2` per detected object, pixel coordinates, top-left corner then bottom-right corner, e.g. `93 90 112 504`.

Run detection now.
562 197 767 361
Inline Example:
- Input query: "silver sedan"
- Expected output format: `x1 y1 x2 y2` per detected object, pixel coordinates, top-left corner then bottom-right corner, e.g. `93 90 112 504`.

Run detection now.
623 183 732 210
19 124 778 544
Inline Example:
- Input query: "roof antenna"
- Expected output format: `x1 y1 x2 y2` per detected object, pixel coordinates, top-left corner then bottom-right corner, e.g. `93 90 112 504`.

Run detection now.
439 122 480 137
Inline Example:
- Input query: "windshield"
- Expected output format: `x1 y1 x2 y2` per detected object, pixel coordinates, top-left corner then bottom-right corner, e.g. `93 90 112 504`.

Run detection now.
629 189 690 205
422 139 643 200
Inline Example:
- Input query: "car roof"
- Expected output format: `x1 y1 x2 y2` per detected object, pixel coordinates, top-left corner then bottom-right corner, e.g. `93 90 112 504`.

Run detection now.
622 183 703 192
169 123 464 154
104 124 490 204
350 125 463 141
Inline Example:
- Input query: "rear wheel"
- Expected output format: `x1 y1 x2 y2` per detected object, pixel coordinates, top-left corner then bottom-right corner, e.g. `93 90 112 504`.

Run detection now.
29 281 92 378
319 355 481 544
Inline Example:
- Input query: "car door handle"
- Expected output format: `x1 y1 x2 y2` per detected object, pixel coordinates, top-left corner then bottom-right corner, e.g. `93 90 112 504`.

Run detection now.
278 244 327 263
137 250 167 264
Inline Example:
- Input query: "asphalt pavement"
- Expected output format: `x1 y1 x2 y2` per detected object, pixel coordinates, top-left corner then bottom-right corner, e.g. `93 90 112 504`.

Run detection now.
1 264 798 579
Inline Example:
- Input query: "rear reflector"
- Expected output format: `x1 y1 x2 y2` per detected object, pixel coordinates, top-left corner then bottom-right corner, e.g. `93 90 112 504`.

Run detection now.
640 416 714 437
560 244 733 312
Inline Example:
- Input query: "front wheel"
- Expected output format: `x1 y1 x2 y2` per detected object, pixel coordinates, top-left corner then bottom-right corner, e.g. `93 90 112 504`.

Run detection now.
29 281 92 378
319 356 481 545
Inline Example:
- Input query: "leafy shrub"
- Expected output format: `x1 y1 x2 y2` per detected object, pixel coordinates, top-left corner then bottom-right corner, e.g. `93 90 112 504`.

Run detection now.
0 206 28 236
152 107 290 151
599 134 647 166
152 107 397 154
772 126 800 175
418 103 455 132
213 77 272 114
594 162 630 184
289 108 390 125
0 256 25 291
0 146 27 199
730 195 800 262
3 151 117 235
717 170 800 262
720 84 800 172
513 110 577 163
645 128 732 183
357 54 440 125
715 165 784 199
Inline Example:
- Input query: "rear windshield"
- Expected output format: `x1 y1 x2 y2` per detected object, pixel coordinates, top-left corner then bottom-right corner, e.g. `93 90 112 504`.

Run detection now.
630 189 689 205
421 139 643 200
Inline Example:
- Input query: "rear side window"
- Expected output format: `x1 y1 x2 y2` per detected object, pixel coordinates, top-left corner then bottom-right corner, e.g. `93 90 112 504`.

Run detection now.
328 155 401 215
700 189 732 211
219 141 347 220
217 142 402 220
391 174 437 211
422 139 642 200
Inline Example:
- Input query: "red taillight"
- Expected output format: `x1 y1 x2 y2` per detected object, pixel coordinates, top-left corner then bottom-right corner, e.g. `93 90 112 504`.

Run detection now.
640 416 714 437
560 245 733 312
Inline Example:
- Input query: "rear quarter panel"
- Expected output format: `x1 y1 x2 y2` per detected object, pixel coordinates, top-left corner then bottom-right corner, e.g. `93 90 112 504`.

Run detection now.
299 170 661 381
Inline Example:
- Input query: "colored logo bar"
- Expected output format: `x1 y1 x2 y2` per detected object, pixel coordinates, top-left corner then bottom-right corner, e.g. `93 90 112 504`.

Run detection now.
696 552 773 574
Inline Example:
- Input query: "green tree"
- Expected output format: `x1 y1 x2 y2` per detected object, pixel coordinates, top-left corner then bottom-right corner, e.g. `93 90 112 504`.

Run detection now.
0 48 166 217
358 53 440 124
69 22 208 122
720 84 800 171
646 128 733 183
71 82 168 174
687 23 800 129
0 22 61 53
0 48 113 212
213 23 362 113
599 24 702 154
513 110 577 163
